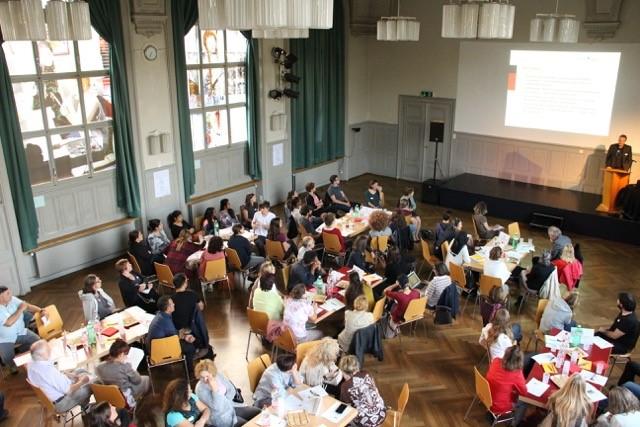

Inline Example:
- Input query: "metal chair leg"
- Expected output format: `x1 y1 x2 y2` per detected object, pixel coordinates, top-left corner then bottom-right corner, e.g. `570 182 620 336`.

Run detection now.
463 396 478 420
245 330 252 361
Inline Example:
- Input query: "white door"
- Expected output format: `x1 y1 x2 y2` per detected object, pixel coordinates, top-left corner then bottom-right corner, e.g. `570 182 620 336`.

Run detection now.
397 101 426 181
0 180 22 295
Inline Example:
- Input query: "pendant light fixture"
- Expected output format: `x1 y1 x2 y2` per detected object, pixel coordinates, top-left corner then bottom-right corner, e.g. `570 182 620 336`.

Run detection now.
441 0 515 40
376 0 420 42
530 0 580 43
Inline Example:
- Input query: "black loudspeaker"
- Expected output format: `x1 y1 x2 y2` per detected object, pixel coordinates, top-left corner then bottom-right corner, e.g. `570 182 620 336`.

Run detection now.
422 179 443 204
429 122 444 142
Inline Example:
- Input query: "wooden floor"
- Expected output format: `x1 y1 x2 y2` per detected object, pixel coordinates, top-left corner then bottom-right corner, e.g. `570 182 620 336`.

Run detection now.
3 173 640 427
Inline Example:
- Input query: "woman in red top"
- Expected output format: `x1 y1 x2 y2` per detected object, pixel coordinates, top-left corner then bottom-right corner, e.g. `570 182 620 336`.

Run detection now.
486 345 527 424
383 275 420 324
322 213 346 252
199 236 225 278
551 244 583 291
165 229 203 276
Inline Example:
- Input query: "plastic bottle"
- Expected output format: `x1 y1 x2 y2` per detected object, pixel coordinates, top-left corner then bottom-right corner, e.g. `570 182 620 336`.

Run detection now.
87 322 96 346
213 219 220 236
270 387 279 411
62 330 68 355
314 276 324 295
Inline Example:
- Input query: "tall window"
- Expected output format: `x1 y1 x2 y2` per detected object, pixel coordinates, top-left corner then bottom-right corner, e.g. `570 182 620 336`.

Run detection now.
3 30 113 187
185 26 248 152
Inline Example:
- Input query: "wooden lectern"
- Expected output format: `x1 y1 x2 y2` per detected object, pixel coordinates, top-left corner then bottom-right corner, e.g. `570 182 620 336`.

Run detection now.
596 167 630 213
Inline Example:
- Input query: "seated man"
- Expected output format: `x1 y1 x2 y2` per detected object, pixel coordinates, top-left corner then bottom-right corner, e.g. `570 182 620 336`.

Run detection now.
252 354 302 409
288 251 323 292
326 175 353 212
146 296 197 374
27 340 94 412
96 339 150 404
547 226 572 261
596 292 640 355
0 286 45 374
298 206 322 239
227 224 265 271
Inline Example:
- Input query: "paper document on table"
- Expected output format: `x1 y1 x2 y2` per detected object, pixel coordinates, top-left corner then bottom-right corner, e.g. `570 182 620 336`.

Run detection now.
526 378 550 397
327 270 344 286
586 383 607 403
297 385 328 400
283 394 304 411
516 242 535 253
545 335 564 350
532 352 556 365
579 370 608 387
593 335 614 349
505 251 522 260
349 265 365 280
496 232 510 246
322 402 350 423
470 254 485 263
320 299 345 312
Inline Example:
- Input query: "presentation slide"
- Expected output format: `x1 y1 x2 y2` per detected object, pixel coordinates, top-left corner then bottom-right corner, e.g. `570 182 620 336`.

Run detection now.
504 50 620 136
455 42 640 149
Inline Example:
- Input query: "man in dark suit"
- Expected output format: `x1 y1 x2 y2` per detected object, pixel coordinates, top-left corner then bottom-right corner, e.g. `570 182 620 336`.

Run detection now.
606 134 633 171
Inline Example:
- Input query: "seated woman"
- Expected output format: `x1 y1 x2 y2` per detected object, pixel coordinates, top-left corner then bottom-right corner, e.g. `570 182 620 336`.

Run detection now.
163 378 210 427
251 272 284 321
283 284 322 343
347 235 374 273
199 236 225 279
218 198 237 228
483 247 511 293
266 217 297 260
284 190 298 220
364 180 384 208
115 258 158 313
384 247 413 286
368 210 392 239
518 250 555 296
171 273 207 340
398 198 421 241
445 218 473 267
248 261 277 308
479 309 518 359
338 295 375 351
79 274 115 323
168 210 193 239
425 263 452 310
384 275 420 328
166 230 203 276
472 201 503 240
297 236 315 261
240 193 258 230
486 345 527 425
299 338 343 396
389 213 412 251
194 359 260 427
83 401 130 427
344 271 365 310
552 244 583 291
96 339 150 404
540 375 592 427
147 219 170 261
305 182 325 217
322 213 346 252
339 355 386 427
200 207 218 236
480 286 509 326
128 230 154 276
596 386 640 426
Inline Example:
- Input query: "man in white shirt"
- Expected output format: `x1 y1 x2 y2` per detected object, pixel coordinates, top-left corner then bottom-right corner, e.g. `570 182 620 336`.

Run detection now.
27 340 94 412
251 201 276 238
0 286 44 373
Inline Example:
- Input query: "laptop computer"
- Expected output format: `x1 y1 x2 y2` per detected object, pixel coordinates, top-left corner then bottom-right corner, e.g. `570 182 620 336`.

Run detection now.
407 271 426 290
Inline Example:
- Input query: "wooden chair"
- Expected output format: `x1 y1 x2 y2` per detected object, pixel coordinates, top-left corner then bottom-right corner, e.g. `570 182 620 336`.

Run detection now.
246 308 269 361
201 257 231 298
322 231 346 266
247 354 272 393
507 222 521 237
127 252 142 275
154 262 175 293
608 350 634 378
276 264 290 294
272 327 297 358
28 378 83 427
473 275 502 318
382 383 410 427
471 217 481 241
418 238 439 279
265 239 286 262
363 283 375 311
440 240 450 262
449 262 473 315
35 305 64 340
517 276 540 315
147 335 189 394
90 383 128 409
525 299 549 352
398 297 428 347
464 367 514 426
226 247 250 289
295 340 322 367
371 236 389 253
372 298 386 322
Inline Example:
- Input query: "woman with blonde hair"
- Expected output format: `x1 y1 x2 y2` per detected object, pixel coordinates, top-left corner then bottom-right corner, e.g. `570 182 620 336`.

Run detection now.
552 244 583 291
540 374 591 427
596 386 640 426
299 338 343 395
338 295 375 351
479 309 518 359
339 355 386 427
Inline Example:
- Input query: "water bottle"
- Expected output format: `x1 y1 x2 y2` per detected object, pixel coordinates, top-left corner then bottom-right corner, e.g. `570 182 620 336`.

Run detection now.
87 322 96 346
355 205 360 217
62 330 68 355
270 387 280 411
213 219 220 236
314 276 324 295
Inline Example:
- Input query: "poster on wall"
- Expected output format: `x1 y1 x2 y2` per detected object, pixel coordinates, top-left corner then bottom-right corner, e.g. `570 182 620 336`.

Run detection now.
272 143 284 166
153 169 171 198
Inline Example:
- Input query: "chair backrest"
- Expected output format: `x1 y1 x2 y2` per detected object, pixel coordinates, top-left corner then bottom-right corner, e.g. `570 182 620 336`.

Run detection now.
149 335 183 365
322 231 342 253
273 327 297 354
365 250 375 265
154 262 174 288
225 248 243 271
127 252 142 275
265 239 286 261
295 340 322 367
35 305 64 340
91 383 127 409
371 236 389 252
372 298 386 322
478 274 502 297
247 307 269 336
420 238 433 264
27 379 57 413
363 283 375 311
448 262 467 288
473 366 493 411
471 217 480 241
534 299 549 328
203 257 227 282
247 354 272 393
194 215 203 232
277 264 290 294
508 222 521 237
397 383 410 417
441 240 450 262
403 297 428 322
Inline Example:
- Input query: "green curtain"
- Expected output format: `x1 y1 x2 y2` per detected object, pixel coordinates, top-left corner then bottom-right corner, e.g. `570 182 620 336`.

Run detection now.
290 2 345 169
241 31 261 179
171 0 199 201
0 36 39 252
89 0 141 217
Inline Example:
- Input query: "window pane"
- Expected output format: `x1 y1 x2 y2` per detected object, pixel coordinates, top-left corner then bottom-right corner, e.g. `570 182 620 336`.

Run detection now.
191 114 205 152
90 127 115 173
24 137 51 186
187 70 202 109
42 79 82 128
227 66 246 104
3 41 36 75
203 68 225 106
226 31 247 62
38 41 76 74
185 26 200 65
201 30 224 64
79 30 110 71
51 131 89 180
13 81 44 132
82 76 112 123
230 107 247 143
205 110 228 148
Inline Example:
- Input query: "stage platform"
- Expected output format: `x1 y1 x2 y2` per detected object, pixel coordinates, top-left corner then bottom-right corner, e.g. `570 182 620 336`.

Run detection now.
438 174 640 245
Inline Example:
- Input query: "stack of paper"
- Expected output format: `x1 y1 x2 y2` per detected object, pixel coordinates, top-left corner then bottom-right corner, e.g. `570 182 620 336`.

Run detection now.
532 353 556 365
593 336 614 349
526 378 550 397
349 265 366 280
586 383 607 403
579 370 608 387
